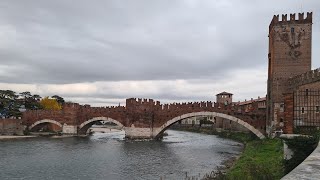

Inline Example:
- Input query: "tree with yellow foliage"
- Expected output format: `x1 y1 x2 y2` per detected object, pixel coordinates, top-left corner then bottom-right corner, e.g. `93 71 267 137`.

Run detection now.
40 97 62 110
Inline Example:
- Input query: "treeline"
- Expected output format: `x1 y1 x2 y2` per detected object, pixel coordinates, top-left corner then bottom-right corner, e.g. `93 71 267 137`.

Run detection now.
0 90 65 118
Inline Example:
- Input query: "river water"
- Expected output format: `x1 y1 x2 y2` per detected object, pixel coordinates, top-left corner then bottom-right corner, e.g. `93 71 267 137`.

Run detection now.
0 130 242 180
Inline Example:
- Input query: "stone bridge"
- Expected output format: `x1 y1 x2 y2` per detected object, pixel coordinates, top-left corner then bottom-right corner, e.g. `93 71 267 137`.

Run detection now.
22 98 266 139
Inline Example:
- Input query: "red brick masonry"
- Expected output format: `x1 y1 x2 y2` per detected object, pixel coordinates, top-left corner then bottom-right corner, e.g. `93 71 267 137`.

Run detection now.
22 98 266 134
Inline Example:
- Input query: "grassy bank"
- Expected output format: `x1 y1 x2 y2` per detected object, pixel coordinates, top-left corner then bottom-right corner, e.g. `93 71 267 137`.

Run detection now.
170 127 285 179
225 139 284 180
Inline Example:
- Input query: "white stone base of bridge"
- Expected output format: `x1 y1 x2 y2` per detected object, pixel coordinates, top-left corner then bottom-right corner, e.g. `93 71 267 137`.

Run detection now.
62 125 78 135
124 127 162 139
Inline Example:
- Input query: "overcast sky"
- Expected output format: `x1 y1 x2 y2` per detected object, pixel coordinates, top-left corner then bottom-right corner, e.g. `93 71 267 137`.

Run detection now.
0 0 319 106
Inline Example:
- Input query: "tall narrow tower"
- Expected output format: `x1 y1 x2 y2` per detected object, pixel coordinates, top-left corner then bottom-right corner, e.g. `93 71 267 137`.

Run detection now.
266 12 312 135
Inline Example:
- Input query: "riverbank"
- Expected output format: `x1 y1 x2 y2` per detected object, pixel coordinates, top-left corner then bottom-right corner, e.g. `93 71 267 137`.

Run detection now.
170 127 285 179
225 138 284 179
0 135 37 140
0 127 122 140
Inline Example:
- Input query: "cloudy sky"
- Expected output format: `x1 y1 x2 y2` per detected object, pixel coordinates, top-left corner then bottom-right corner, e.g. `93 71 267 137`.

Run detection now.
0 0 319 106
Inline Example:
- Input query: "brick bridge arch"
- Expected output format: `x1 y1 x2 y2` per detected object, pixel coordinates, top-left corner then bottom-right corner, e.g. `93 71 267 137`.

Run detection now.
78 117 124 134
154 112 266 139
29 119 63 131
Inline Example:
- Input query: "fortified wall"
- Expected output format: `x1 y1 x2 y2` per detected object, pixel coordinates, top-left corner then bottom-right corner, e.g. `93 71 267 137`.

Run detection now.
287 68 320 92
282 68 320 134
21 97 267 138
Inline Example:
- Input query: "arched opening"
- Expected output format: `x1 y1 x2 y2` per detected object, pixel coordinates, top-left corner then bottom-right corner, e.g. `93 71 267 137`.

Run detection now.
78 117 124 135
29 119 63 134
154 112 265 139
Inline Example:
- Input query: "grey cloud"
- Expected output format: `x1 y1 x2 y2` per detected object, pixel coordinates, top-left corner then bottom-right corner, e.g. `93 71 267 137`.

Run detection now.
2 0 319 84
0 0 319 105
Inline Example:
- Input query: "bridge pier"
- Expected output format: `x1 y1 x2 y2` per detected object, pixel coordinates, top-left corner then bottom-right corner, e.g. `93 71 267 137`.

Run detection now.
62 125 78 135
60 126 163 139
124 127 162 139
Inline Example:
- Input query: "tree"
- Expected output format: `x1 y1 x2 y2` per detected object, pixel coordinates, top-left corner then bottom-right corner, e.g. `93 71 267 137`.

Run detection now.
19 91 32 99
32 94 41 101
0 90 18 100
19 91 31 108
29 94 42 110
40 97 62 110
51 95 65 105
19 91 42 110
0 90 20 118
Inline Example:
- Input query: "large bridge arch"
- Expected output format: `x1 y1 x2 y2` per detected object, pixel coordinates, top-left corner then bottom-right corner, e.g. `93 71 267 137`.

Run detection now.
29 119 63 131
78 117 124 134
154 112 265 139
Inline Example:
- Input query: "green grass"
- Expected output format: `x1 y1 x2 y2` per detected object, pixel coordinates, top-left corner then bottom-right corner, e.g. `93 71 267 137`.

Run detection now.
225 139 284 180
171 127 285 180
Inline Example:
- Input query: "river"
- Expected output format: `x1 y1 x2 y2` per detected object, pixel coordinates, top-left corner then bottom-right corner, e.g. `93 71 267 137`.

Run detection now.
0 130 243 180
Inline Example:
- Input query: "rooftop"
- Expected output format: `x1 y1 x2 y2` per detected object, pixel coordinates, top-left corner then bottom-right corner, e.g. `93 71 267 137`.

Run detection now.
216 91 233 96
236 97 266 106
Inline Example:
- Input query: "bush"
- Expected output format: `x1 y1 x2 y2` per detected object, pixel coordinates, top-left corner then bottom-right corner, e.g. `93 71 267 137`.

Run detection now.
284 135 319 174
23 129 31 135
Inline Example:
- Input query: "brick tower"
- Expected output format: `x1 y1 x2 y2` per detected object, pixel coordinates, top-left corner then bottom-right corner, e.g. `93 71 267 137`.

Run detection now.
216 91 233 105
266 12 312 135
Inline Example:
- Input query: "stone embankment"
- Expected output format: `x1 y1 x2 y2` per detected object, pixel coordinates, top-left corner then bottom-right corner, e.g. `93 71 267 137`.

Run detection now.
282 140 320 180
90 127 122 133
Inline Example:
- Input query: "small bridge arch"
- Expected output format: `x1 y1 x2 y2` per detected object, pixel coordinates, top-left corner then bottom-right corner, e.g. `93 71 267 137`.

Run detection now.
78 117 124 134
154 112 265 139
29 119 63 131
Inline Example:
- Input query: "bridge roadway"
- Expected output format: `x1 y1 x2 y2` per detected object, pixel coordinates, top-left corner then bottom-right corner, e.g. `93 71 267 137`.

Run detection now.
22 98 266 139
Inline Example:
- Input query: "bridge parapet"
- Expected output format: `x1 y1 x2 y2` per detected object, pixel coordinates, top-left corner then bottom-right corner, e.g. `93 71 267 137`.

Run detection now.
23 109 65 126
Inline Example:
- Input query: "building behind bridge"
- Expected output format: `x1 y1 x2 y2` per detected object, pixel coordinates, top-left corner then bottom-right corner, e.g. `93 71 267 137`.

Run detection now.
179 91 267 133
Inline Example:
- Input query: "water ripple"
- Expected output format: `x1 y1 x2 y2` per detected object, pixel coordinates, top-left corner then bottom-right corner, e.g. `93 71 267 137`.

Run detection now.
0 130 242 180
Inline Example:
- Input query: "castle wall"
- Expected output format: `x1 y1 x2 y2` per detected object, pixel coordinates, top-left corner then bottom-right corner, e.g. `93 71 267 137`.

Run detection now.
287 68 320 92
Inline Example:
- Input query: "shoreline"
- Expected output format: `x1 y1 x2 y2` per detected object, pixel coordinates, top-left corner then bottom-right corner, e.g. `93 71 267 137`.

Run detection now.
169 127 250 179
0 135 37 140
201 156 239 179
174 127 285 179
0 127 123 140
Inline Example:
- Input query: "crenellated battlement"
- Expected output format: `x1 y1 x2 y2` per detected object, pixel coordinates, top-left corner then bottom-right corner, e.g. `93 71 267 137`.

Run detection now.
62 102 80 109
126 98 158 106
125 97 216 111
269 12 312 31
287 68 320 91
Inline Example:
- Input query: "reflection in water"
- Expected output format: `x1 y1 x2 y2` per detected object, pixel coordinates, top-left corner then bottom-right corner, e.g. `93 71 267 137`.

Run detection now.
0 130 242 180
